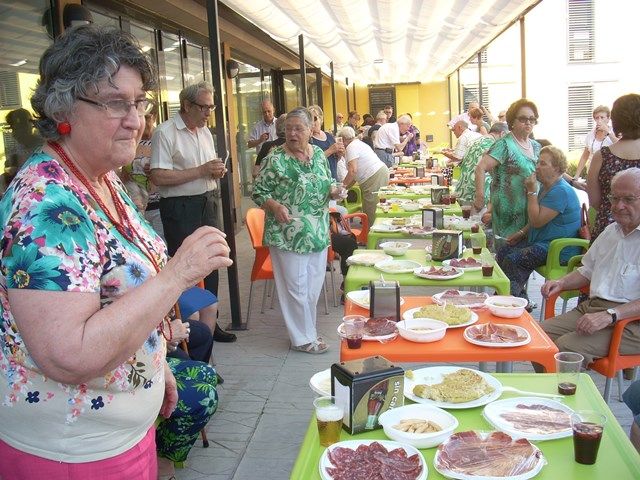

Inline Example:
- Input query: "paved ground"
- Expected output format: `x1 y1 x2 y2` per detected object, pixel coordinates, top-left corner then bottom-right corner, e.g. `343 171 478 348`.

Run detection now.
175 212 636 480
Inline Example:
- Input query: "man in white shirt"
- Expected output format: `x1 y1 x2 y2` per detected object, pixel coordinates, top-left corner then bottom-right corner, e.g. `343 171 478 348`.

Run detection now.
247 100 276 153
540 168 640 365
373 114 412 168
150 82 236 342
443 120 483 164
337 126 389 223
448 101 480 131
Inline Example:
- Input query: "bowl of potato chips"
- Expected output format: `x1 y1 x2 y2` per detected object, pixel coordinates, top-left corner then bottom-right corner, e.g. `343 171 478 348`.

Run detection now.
378 403 458 448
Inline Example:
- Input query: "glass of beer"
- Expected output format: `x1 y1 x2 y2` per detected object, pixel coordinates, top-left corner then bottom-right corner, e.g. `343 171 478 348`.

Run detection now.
314 396 344 447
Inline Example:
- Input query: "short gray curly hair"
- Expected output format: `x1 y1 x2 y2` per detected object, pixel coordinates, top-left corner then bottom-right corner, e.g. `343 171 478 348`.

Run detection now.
286 106 313 129
179 82 214 113
31 25 156 140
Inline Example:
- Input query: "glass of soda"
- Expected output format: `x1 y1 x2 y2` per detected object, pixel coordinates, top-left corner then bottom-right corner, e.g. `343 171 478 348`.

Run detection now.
571 410 606 464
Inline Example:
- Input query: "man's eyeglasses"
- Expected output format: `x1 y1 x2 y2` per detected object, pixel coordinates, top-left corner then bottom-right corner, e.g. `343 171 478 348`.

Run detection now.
192 101 216 113
607 194 640 205
516 116 538 125
78 97 153 118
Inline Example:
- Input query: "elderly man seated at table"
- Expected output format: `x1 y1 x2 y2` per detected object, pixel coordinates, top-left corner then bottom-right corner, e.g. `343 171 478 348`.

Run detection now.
538 168 640 367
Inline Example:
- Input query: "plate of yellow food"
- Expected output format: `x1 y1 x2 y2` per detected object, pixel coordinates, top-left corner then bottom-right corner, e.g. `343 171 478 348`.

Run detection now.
403 304 478 328
404 367 502 409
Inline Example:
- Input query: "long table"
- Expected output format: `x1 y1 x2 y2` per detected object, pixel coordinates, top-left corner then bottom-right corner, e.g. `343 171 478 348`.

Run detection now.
291 373 640 479
376 203 463 218
367 219 481 248
341 296 558 372
344 249 509 295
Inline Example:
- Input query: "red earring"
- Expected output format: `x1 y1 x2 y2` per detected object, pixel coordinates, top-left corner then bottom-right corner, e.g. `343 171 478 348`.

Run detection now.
57 122 71 135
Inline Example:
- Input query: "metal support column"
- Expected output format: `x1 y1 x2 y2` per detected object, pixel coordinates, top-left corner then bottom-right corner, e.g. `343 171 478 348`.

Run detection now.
298 34 307 106
330 61 337 133
520 17 527 98
477 51 483 107
205 0 243 329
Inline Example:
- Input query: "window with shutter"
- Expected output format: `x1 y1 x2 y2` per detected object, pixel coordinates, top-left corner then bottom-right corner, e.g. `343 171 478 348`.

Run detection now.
568 0 594 62
568 85 594 151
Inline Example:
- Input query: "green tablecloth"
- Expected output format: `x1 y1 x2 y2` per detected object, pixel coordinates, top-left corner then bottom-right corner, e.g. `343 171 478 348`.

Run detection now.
344 248 508 294
291 373 640 479
367 218 485 249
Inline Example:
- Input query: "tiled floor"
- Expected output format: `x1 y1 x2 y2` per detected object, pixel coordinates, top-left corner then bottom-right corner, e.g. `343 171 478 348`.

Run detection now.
175 211 636 480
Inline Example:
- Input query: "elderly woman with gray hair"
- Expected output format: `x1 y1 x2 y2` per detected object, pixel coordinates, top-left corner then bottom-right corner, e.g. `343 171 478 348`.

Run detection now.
496 146 581 305
0 26 232 478
337 126 389 223
253 107 343 354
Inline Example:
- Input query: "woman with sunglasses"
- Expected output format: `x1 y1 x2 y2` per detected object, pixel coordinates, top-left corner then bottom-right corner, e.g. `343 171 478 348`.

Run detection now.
473 99 542 245
0 26 231 478
587 93 640 241
308 105 345 181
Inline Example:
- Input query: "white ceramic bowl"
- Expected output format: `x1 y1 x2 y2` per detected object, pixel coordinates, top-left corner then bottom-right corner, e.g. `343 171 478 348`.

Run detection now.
402 202 421 212
378 404 458 448
396 318 448 343
484 295 528 318
380 241 412 256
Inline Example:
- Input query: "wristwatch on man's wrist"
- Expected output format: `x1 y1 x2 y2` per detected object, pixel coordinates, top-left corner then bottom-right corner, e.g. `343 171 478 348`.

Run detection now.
606 308 618 324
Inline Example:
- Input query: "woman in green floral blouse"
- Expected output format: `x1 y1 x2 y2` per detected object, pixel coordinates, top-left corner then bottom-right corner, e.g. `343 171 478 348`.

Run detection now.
253 107 343 354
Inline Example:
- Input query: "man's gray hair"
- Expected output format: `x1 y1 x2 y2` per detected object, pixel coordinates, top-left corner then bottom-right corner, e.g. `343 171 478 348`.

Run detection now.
286 106 313 129
612 167 640 187
180 82 214 112
337 126 356 140
489 122 509 134
376 110 387 121
31 24 156 140
397 114 412 125
275 113 287 137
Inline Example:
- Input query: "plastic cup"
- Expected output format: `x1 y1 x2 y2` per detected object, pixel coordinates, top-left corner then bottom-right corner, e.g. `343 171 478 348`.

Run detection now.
481 262 494 277
571 410 606 464
461 205 472 219
470 233 484 255
343 315 366 349
314 396 344 447
335 137 343 145
470 224 480 233
555 352 583 395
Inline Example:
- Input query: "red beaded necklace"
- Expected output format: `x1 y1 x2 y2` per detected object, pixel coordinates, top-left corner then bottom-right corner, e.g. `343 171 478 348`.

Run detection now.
48 140 173 341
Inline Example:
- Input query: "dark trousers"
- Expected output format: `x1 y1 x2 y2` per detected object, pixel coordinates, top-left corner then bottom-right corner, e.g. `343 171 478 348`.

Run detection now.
168 320 214 364
160 191 219 296
331 232 358 276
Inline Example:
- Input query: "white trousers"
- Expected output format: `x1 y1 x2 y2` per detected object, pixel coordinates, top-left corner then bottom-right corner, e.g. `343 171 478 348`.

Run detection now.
269 246 327 346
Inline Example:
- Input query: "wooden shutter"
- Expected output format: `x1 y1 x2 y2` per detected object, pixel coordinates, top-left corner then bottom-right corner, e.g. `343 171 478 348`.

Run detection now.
368 87 396 117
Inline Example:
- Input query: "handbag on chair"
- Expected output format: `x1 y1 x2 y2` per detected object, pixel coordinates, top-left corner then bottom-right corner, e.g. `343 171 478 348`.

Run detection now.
578 203 591 241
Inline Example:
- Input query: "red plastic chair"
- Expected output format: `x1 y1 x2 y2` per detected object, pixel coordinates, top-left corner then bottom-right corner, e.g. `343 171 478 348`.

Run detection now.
544 286 640 402
245 208 275 327
344 212 369 246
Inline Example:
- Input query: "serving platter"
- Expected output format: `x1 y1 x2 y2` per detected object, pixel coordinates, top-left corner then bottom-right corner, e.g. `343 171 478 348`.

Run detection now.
309 368 331 396
442 258 482 271
403 307 479 329
432 290 488 309
463 323 531 348
346 252 392 266
483 397 575 441
375 259 423 274
319 440 427 480
370 223 403 232
404 367 502 409
413 266 464 280
337 319 397 342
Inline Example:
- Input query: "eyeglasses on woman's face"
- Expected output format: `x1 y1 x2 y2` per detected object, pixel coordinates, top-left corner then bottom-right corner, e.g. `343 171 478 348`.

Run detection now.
78 97 153 118
516 116 538 125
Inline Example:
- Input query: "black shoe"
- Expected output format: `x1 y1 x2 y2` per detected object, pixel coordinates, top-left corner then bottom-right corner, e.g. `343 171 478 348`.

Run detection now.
214 325 237 342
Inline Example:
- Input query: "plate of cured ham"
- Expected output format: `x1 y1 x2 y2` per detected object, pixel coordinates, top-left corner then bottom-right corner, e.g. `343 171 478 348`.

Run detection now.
483 397 575 441
442 257 483 271
319 440 427 480
413 266 464 280
463 323 531 348
337 317 398 341
432 289 489 309
434 431 546 480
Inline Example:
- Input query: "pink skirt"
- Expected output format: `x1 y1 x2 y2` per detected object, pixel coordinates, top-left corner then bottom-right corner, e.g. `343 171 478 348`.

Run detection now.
0 427 157 480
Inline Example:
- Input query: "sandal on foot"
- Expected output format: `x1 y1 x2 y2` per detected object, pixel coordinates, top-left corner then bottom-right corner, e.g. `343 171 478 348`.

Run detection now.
291 340 329 354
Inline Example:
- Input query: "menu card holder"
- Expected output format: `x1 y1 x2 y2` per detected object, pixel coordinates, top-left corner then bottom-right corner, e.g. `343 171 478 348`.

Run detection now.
369 280 400 321
422 207 444 229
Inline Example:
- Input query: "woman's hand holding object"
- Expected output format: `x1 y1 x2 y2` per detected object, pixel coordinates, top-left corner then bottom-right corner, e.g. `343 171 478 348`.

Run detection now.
166 226 232 291
524 172 537 192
